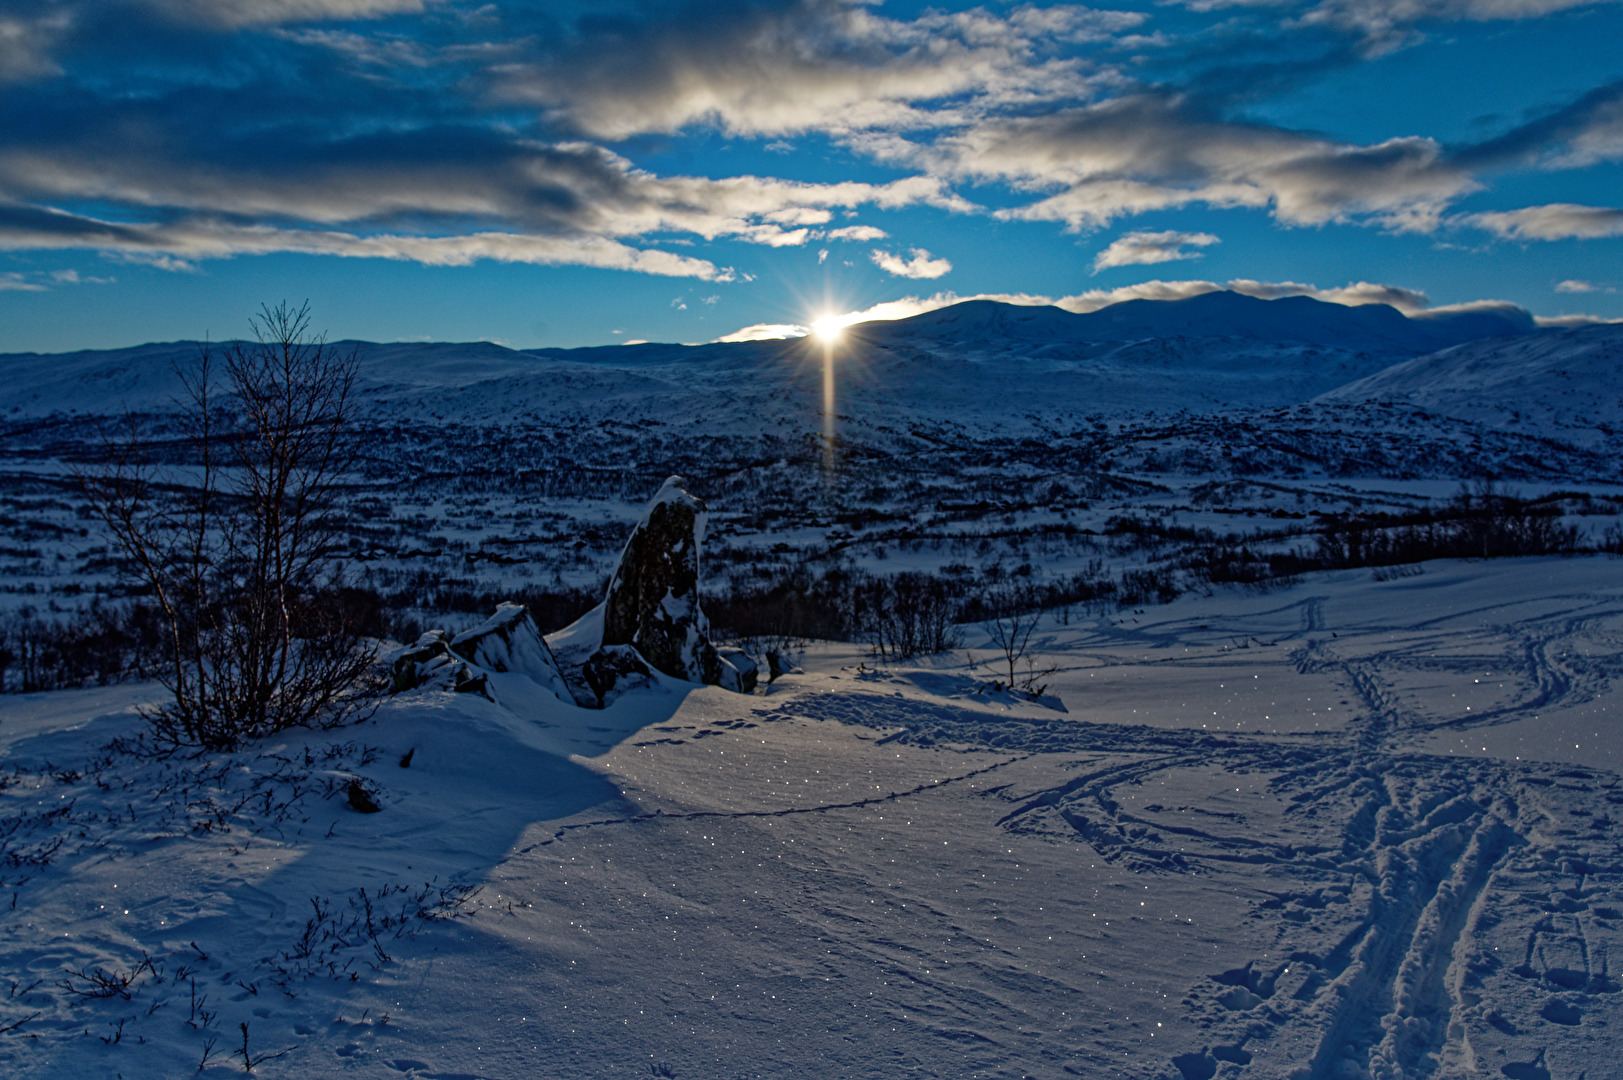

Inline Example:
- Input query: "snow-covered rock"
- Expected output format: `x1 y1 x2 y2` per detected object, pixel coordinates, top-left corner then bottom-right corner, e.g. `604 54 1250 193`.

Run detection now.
393 479 756 710
575 475 756 700
601 477 712 676
386 631 490 698
580 643 653 708
449 602 572 702
389 607 572 707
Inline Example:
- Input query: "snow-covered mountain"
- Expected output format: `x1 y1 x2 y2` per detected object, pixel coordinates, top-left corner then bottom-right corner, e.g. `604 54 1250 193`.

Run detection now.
1318 322 1623 445
862 289 1535 354
0 292 1557 434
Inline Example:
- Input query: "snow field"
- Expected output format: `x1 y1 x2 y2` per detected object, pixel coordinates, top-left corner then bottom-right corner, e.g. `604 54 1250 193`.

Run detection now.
0 556 1619 1078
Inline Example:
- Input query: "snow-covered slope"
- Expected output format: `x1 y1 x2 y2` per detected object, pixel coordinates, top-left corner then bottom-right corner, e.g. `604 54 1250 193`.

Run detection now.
1318 323 1623 445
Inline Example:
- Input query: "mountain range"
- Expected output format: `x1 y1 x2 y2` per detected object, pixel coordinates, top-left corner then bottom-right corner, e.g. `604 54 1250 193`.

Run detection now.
2 291 1616 444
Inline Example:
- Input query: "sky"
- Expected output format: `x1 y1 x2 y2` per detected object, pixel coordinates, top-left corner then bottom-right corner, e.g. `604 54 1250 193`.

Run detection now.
0 0 1621 352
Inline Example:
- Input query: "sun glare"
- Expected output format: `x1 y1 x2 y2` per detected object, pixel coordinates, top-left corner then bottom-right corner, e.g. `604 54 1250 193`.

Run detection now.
810 314 845 343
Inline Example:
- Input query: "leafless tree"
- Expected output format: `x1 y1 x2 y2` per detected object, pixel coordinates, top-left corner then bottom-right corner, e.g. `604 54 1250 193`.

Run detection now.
854 573 961 660
980 583 1055 695
83 302 376 750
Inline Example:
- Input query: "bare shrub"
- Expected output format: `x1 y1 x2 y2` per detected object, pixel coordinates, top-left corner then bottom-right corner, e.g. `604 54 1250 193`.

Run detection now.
83 302 376 750
977 583 1056 694
851 572 962 660
1316 484 1580 569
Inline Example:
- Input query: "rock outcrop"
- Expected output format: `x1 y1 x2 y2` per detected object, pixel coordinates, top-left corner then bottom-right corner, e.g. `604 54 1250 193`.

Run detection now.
388 631 490 698
450 602 572 701
596 476 754 692
387 476 755 709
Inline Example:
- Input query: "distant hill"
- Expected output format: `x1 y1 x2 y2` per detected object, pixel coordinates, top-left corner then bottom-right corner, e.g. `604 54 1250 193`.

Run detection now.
860 291 1537 354
1317 322 1623 445
0 291 1564 436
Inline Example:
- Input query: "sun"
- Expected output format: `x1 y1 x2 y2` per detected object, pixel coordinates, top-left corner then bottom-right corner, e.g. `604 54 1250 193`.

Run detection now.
810 314 845 343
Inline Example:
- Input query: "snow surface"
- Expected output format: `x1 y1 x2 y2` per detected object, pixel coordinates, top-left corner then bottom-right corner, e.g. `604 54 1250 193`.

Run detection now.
3 556 1620 1079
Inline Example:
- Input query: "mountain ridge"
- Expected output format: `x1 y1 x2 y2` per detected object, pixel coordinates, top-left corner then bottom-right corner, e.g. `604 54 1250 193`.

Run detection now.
0 291 1592 439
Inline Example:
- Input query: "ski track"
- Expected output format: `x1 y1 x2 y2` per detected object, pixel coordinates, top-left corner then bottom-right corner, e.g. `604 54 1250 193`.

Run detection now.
779 586 1623 1079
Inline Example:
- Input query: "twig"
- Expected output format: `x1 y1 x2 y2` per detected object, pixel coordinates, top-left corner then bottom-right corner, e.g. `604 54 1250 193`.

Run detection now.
236 1021 296 1073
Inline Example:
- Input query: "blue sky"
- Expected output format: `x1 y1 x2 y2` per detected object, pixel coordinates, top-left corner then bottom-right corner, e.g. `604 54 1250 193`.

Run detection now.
1 0 1620 351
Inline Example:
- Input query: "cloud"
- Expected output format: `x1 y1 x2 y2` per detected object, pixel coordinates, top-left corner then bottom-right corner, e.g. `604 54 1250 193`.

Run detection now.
1092 229 1220 272
0 116 974 270
1535 313 1623 326
0 7 994 279
871 94 1476 233
0 271 46 292
489 0 1146 140
0 203 734 278
1297 0 1623 53
870 246 952 278
0 126 966 238
0 265 114 290
1556 279 1597 293
0 12 72 84
713 322 808 342
144 0 433 29
0 0 1613 292
1465 203 1623 240
825 224 888 241
1453 80 1623 171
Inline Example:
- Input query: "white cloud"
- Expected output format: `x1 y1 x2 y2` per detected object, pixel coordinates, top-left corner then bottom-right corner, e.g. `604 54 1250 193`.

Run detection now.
825 224 888 241
0 140 977 275
1218 278 1433 312
1092 229 1220 272
1535 313 1623 326
0 266 115 290
1556 279 1596 293
1544 96 1623 169
0 12 71 83
0 206 734 279
493 0 1146 140
145 0 432 29
713 323 809 343
870 246 952 279
1466 203 1623 240
1298 0 1623 54
0 140 970 241
871 97 1477 233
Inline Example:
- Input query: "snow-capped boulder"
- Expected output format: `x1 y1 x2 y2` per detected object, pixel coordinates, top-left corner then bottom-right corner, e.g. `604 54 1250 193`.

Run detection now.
449 602 572 702
581 644 653 708
387 631 490 698
716 648 759 694
594 475 755 694
600 476 709 672
390 476 754 710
